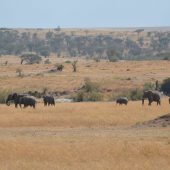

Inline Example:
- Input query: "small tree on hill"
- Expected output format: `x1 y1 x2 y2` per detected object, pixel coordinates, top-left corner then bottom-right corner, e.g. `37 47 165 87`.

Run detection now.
20 53 42 65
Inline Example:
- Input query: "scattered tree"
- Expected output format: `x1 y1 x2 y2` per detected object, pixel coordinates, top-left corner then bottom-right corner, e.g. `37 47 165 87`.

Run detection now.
16 68 23 77
44 59 51 64
55 64 64 71
20 53 42 64
72 60 78 72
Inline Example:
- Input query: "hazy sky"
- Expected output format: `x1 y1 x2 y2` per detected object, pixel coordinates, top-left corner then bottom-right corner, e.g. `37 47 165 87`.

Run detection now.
0 0 169 28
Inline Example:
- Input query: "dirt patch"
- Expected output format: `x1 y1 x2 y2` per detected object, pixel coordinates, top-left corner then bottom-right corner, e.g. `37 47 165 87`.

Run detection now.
135 113 170 128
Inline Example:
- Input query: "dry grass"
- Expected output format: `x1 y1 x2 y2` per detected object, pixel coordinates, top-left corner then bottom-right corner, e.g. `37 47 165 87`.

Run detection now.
0 135 170 170
0 56 170 94
0 99 170 128
0 100 170 169
1 56 170 169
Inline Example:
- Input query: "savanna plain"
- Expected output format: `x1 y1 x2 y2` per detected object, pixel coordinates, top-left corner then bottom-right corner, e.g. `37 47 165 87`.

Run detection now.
0 56 170 170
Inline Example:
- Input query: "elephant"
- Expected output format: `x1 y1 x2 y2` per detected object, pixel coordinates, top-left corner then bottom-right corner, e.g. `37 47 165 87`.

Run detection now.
6 93 27 108
19 96 36 108
116 97 128 105
43 95 55 106
142 90 161 106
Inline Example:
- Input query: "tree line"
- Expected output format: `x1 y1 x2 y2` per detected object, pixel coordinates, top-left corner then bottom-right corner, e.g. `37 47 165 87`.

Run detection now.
0 29 170 60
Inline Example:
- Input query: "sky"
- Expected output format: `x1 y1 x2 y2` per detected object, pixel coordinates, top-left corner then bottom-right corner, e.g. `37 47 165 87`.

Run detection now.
0 0 169 28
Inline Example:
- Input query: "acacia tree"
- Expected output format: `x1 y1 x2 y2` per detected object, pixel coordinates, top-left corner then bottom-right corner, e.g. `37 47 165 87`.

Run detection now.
20 53 42 64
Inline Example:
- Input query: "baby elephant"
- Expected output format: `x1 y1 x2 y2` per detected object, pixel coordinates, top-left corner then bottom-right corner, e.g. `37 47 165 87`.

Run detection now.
43 95 55 106
116 97 128 105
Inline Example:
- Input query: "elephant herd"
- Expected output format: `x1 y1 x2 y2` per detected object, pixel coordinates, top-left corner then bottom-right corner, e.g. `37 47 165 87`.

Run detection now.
116 90 163 106
5 90 168 109
6 93 55 109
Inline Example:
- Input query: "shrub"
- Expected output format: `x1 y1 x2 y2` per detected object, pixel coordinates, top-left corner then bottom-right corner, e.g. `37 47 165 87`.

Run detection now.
73 91 102 102
87 91 102 101
143 82 155 91
83 78 100 93
108 56 118 62
55 64 64 71
16 68 23 77
65 60 71 64
93 57 100 62
129 89 143 101
44 59 51 64
73 78 102 102
74 91 84 102
161 78 170 95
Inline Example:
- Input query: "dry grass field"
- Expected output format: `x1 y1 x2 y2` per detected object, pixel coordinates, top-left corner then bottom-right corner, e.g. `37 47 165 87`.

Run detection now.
0 55 170 94
0 56 170 169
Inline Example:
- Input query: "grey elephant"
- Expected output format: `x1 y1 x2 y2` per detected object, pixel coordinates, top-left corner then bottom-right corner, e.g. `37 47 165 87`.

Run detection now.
116 97 128 105
142 90 161 106
6 93 27 108
43 95 55 106
19 96 36 108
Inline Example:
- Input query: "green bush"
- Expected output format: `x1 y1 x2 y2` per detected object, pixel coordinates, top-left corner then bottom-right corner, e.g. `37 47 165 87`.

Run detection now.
108 56 118 62
0 89 12 104
44 59 51 64
87 92 102 101
73 91 102 102
73 78 102 102
143 82 155 91
161 78 170 95
83 78 100 93
93 57 100 62
73 91 84 102
129 89 143 101
65 60 71 64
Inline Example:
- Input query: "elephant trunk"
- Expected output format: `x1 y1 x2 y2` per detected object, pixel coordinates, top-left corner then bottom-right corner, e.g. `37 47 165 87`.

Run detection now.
6 99 10 106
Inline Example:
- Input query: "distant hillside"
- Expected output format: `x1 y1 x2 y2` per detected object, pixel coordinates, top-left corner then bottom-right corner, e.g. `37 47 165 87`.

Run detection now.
0 27 170 60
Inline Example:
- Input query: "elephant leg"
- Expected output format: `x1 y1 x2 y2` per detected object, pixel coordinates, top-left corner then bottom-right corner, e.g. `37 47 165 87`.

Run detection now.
19 104 22 109
15 103 18 108
148 100 152 106
159 100 161 105
142 99 144 105
23 104 27 108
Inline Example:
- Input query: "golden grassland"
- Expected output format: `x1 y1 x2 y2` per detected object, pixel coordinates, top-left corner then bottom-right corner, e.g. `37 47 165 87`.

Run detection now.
0 56 170 94
0 99 170 128
0 100 170 169
0 56 170 169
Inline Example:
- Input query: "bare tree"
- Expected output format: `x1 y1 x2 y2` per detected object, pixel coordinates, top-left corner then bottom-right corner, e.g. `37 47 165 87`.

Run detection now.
72 60 78 72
